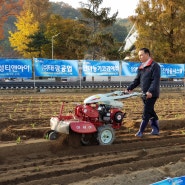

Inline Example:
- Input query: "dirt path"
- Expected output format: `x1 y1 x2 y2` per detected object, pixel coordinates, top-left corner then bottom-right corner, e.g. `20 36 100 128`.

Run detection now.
0 91 185 185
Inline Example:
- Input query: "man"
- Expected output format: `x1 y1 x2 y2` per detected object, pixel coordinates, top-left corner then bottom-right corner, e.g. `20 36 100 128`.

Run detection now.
126 48 161 137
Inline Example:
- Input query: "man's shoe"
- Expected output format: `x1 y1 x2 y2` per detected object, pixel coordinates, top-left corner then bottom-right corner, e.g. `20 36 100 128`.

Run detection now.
151 130 159 135
150 119 159 135
135 131 143 137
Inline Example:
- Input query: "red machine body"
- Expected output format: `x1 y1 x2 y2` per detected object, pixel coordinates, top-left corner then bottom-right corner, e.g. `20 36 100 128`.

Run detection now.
74 104 124 130
48 91 141 145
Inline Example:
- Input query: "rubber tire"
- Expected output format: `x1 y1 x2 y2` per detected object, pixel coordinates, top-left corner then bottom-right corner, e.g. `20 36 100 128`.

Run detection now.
97 125 115 145
114 112 124 123
81 134 91 145
44 130 54 139
48 131 58 140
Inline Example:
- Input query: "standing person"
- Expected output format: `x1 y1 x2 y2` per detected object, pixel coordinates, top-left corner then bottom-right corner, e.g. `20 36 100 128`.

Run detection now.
126 48 161 137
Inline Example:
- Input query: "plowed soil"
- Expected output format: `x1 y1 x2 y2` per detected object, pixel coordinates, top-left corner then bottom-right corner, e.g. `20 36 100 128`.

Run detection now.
0 89 185 185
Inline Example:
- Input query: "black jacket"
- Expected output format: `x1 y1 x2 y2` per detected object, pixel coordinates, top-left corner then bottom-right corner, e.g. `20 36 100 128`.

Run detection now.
127 60 161 98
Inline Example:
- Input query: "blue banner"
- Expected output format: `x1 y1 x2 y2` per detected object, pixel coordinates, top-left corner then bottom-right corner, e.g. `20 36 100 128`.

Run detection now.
82 60 119 76
34 58 78 77
122 61 140 76
151 176 185 185
159 63 184 78
0 58 32 78
0 58 184 79
122 61 185 78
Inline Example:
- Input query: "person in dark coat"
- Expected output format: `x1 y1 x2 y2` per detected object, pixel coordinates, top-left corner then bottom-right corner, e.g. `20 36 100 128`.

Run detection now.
126 48 161 137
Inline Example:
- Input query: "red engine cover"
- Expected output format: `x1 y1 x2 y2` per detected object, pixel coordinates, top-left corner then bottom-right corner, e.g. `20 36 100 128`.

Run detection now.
82 105 99 118
70 121 97 133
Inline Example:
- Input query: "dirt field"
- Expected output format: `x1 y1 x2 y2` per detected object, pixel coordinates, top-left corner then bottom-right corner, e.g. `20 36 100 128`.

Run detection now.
0 89 185 185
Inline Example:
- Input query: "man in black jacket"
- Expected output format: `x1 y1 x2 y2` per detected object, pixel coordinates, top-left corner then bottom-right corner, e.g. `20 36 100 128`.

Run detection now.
126 48 161 137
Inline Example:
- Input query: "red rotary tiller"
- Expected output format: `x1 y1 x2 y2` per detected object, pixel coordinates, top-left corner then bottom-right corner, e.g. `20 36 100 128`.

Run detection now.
46 91 141 145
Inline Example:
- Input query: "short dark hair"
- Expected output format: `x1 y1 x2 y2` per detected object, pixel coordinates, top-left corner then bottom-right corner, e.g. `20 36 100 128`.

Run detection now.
139 48 150 56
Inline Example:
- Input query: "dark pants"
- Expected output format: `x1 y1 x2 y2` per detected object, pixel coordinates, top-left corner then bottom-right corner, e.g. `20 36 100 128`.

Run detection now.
142 97 158 122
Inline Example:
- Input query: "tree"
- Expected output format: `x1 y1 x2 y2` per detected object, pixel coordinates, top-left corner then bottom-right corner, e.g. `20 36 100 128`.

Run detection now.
43 14 90 59
9 0 52 58
50 1 81 19
79 0 118 60
109 23 128 43
23 0 51 24
0 0 23 39
130 0 185 63
65 20 91 59
25 30 50 57
9 11 39 58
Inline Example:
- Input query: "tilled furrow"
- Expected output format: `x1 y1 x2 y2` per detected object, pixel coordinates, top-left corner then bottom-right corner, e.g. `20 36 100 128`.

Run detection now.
1 142 185 185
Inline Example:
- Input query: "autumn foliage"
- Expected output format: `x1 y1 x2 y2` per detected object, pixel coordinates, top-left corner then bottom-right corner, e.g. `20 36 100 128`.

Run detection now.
0 0 23 39
9 11 39 58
